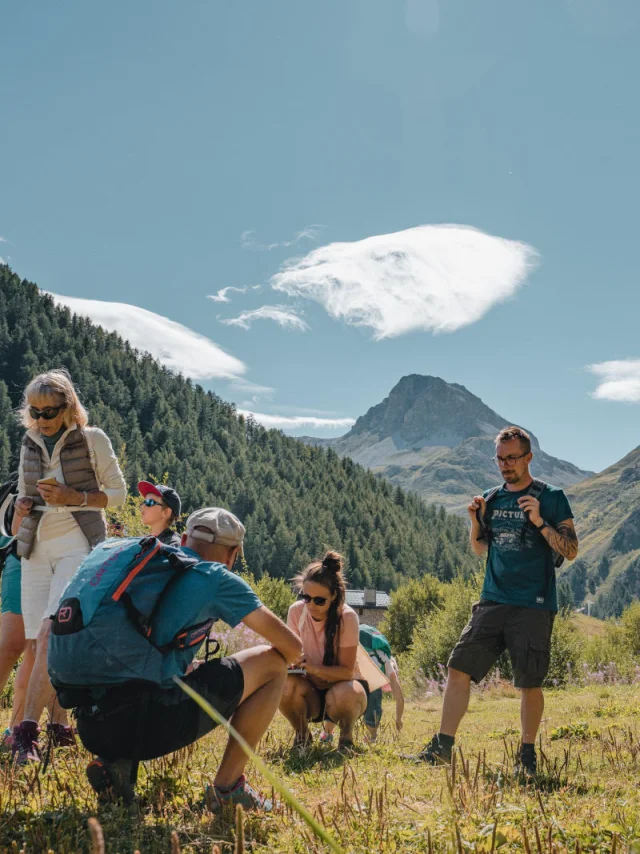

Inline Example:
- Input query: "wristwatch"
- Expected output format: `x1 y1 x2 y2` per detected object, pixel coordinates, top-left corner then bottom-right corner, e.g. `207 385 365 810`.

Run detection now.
536 520 548 531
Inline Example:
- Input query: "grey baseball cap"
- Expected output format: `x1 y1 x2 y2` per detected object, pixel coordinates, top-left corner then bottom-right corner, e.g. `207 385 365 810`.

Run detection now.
186 507 245 548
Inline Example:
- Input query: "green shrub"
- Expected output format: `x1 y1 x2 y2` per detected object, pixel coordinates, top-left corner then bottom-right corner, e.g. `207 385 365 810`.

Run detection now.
404 576 481 681
379 576 444 653
239 568 295 621
582 620 637 680
545 611 584 687
620 601 640 657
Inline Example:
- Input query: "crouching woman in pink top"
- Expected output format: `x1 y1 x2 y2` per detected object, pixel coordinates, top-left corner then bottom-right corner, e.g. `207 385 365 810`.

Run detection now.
280 551 368 752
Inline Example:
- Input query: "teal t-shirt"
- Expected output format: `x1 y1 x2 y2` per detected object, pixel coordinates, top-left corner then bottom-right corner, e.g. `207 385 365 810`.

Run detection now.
150 548 262 686
42 427 66 459
359 624 393 674
480 483 573 611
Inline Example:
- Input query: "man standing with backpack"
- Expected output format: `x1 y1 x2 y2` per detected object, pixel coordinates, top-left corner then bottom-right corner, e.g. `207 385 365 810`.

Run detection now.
49 507 302 810
409 427 578 778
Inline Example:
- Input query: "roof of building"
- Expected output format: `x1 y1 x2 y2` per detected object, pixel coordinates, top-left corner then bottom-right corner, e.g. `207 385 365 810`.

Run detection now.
345 590 391 609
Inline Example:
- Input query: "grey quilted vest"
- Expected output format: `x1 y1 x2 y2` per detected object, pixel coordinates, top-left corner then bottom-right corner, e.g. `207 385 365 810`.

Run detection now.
16 428 107 559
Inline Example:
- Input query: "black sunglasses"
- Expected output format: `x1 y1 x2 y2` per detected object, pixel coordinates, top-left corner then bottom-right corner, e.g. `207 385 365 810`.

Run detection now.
142 497 164 508
29 405 66 421
298 592 329 606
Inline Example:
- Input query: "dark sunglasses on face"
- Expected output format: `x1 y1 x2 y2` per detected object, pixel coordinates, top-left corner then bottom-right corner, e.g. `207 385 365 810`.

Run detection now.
142 497 164 508
29 405 66 421
298 592 329 606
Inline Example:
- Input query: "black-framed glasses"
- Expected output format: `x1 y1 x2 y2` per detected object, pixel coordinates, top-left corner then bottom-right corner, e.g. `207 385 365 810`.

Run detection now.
142 497 164 508
493 452 528 467
29 405 66 421
298 592 328 606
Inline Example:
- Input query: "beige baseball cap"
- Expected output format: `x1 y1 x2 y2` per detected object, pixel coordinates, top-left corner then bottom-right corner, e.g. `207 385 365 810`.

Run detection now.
185 507 245 548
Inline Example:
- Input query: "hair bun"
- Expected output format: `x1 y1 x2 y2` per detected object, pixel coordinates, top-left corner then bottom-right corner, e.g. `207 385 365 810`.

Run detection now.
322 550 343 574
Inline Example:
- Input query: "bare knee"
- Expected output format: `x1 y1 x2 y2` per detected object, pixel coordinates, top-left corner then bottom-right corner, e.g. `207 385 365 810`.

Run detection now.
325 681 366 721
447 667 471 687
280 675 308 710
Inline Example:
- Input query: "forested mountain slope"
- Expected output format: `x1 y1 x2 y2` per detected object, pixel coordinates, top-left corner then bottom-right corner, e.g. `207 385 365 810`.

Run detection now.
564 446 640 616
0 266 474 589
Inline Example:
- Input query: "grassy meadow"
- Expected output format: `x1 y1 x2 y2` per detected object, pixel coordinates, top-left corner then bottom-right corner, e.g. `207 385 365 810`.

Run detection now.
1 681 640 853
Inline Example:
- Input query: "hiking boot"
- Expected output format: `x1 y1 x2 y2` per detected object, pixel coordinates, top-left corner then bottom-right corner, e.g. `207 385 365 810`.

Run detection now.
206 775 273 813
319 730 334 745
86 757 136 806
514 747 537 780
46 723 76 748
402 733 452 765
11 721 41 766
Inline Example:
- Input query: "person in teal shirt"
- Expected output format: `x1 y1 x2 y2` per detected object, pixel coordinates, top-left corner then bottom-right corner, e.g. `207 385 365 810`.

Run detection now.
408 427 579 778
0 501 35 750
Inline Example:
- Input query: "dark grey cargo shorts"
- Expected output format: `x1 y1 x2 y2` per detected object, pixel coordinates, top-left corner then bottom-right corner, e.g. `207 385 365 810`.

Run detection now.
447 600 555 688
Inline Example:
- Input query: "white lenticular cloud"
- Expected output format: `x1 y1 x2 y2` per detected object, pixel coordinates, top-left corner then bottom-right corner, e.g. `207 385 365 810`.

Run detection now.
271 224 538 339
238 410 355 431
47 292 246 380
587 360 640 402
221 305 309 332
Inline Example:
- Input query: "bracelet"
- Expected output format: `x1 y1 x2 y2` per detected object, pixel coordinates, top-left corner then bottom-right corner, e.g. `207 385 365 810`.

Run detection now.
536 520 548 531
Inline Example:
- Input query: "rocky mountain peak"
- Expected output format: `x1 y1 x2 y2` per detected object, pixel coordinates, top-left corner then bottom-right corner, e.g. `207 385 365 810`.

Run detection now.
347 374 539 450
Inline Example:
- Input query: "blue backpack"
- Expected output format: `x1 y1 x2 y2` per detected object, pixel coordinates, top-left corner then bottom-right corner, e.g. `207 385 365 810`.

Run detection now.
49 536 216 708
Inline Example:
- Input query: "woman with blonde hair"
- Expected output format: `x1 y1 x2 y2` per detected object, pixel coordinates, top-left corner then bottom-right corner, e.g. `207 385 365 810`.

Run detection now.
11 369 127 765
280 551 369 752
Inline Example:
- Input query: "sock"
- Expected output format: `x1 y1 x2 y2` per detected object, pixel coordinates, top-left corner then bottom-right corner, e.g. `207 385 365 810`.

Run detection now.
521 742 535 755
19 720 39 731
437 733 455 747
215 775 244 794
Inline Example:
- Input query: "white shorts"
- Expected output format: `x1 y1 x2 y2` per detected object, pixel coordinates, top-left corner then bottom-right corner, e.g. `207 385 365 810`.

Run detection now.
21 526 90 639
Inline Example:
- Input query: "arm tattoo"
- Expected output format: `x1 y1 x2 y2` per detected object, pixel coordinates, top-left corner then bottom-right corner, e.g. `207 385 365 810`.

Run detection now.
542 522 579 560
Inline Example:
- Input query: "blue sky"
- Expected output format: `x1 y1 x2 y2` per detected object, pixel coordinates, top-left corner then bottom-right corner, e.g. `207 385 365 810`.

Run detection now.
1 0 639 473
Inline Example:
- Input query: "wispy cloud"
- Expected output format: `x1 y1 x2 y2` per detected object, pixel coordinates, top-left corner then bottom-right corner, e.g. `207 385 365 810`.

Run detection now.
0 258 5 266
0 237 7 243
47 292 246 380
228 378 275 397
238 410 354 431
207 285 260 303
241 225 324 252
271 224 537 339
221 305 309 332
587 359 640 402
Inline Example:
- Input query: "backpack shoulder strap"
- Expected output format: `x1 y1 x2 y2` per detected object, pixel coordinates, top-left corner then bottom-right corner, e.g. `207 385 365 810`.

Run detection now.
528 479 547 500
476 485 503 540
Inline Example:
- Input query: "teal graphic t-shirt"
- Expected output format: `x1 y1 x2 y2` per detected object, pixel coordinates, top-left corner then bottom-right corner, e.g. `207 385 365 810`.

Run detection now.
480 483 573 611
359 624 393 674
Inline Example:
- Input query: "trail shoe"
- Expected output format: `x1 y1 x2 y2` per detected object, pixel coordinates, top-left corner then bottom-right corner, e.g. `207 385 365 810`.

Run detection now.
319 730 334 745
403 733 453 765
206 775 273 813
514 746 537 780
11 721 41 766
86 757 136 806
46 723 76 748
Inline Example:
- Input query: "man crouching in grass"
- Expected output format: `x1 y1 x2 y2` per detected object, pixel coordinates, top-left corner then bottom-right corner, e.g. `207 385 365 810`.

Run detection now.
76 508 302 811
407 427 579 779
